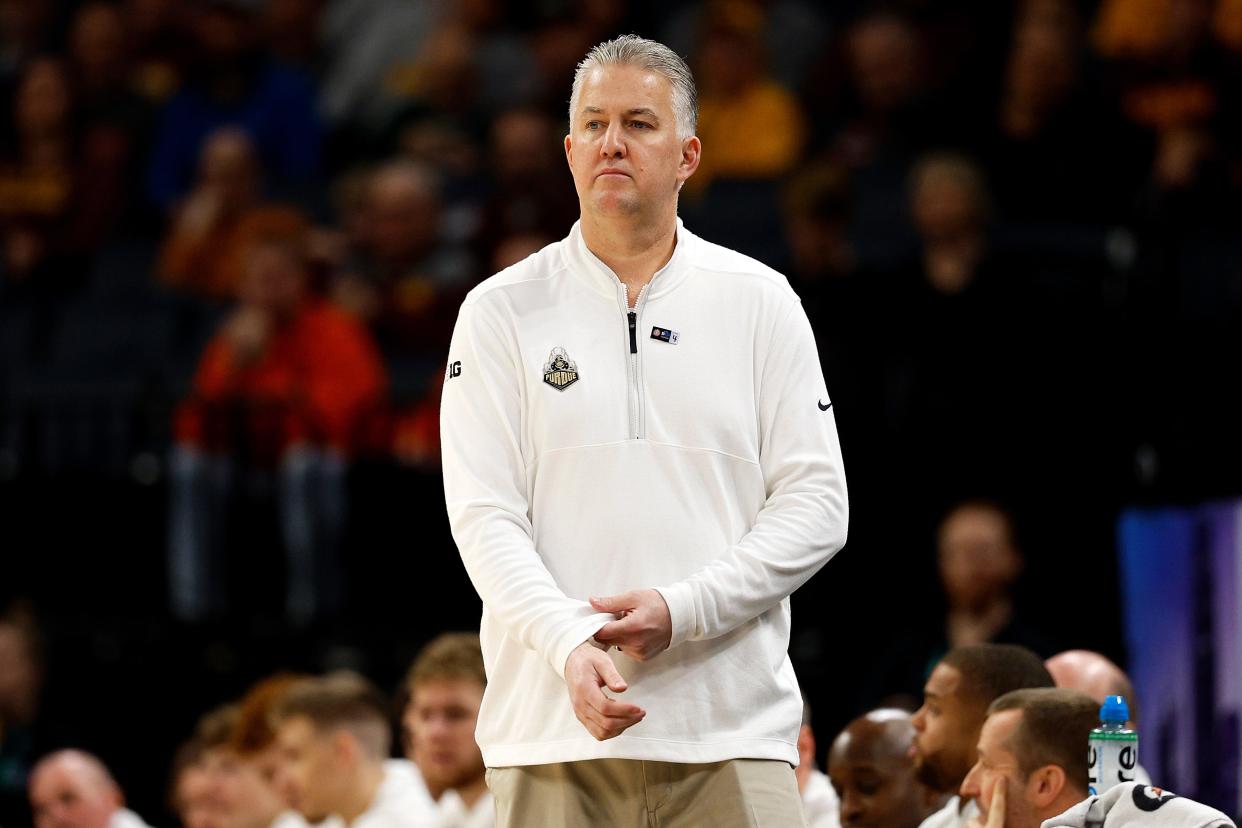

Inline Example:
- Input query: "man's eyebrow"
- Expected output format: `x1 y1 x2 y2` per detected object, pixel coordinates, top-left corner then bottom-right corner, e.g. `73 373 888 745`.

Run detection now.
923 690 940 700
580 106 661 120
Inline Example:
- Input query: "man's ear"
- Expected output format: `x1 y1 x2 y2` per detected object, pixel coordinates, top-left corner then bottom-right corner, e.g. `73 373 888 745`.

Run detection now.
564 134 573 168
332 729 357 764
1028 764 1067 808
677 136 701 185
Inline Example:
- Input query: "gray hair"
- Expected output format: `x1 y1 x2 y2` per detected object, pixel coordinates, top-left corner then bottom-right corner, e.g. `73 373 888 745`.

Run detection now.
569 35 698 139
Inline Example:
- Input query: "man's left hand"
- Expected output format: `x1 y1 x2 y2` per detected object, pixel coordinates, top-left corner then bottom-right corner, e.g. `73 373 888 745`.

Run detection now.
591 589 672 661
966 779 1007 828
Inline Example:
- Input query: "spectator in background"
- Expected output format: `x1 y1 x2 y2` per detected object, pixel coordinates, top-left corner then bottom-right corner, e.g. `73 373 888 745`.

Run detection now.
331 161 474 370
170 739 220 828
472 108 576 264
957 689 1098 828
170 231 387 624
401 633 491 828
0 604 47 828
795 700 840 828
158 127 309 300
0 57 125 290
67 0 153 231
122 0 190 105
685 0 805 197
230 674 315 827
261 0 324 76
827 709 946 828
194 705 295 828
977 1 1143 225
272 673 436 827
0 0 56 91
28 750 153 828
826 9 933 270
910 644 1054 828
147 0 322 213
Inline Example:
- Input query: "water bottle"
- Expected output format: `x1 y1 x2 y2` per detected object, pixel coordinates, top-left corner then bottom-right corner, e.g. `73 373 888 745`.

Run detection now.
1088 695 1138 796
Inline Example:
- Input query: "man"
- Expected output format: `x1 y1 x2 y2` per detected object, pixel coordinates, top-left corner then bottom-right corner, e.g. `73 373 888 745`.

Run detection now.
272 673 436 827
911 644 1054 828
828 709 946 828
402 634 491 827
1045 650 1135 722
441 34 848 825
28 750 153 828
170 739 222 828
958 688 1098 828
193 705 299 828
169 231 387 624
796 701 840 828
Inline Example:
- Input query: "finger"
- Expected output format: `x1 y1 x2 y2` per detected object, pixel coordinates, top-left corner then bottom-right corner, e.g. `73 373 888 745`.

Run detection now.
987 780 1006 828
590 691 645 719
574 696 644 738
594 615 642 644
592 649 630 693
590 592 637 614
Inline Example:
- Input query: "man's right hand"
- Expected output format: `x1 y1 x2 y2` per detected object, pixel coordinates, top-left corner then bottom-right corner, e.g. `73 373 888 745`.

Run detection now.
564 641 645 740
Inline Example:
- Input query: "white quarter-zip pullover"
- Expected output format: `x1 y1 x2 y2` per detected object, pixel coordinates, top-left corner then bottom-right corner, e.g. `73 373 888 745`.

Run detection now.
441 219 848 767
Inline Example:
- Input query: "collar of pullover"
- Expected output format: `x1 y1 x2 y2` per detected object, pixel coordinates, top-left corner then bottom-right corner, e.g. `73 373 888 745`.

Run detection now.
563 217 694 302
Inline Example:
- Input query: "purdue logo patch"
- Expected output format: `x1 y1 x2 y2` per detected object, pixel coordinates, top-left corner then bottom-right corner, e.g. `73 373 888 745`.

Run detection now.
543 347 579 391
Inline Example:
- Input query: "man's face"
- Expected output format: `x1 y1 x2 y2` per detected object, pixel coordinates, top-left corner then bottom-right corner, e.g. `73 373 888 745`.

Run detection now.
404 679 485 792
29 763 120 828
960 711 1040 828
175 765 222 828
201 747 283 828
911 664 986 793
937 508 1019 610
273 717 340 823
565 64 698 221
828 730 928 828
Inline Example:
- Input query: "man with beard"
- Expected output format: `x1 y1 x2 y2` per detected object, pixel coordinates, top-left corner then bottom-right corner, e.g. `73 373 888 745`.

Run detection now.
828 709 947 828
401 634 490 828
911 644 1053 828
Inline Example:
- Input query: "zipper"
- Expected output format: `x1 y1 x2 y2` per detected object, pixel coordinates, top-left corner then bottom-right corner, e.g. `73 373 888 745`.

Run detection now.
621 285 647 440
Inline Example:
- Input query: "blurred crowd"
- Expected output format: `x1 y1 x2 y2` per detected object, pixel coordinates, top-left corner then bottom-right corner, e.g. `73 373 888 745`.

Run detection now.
3 0 1242 825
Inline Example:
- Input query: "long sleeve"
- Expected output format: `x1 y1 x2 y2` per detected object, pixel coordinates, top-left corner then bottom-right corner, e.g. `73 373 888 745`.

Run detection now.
655 298 848 647
440 298 614 678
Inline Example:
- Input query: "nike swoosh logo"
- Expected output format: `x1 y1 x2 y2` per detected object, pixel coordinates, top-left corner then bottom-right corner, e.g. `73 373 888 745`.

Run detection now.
818 400 832 411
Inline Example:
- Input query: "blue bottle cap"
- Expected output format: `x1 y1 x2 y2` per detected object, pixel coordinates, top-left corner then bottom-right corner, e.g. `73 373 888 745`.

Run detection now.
1101 695 1130 723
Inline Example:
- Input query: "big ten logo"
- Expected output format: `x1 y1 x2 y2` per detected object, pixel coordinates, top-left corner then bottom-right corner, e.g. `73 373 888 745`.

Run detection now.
1088 746 1099 796
447 360 462 379
1117 745 1137 783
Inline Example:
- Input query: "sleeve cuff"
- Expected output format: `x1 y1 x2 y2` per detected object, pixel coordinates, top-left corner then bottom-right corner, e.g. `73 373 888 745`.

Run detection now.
551 611 614 680
654 582 697 649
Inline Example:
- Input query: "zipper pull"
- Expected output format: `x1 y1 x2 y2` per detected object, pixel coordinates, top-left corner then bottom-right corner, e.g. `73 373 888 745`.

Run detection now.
628 311 637 354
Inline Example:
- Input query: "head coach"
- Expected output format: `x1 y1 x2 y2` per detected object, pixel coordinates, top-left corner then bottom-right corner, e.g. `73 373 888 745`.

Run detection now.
440 34 849 826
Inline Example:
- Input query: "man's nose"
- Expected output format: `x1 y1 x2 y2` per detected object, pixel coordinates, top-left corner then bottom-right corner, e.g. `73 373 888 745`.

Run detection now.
840 790 863 824
911 707 926 731
960 762 982 799
599 122 626 157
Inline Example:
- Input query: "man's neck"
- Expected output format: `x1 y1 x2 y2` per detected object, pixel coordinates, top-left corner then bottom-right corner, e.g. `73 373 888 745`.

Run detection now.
340 762 385 825
580 211 678 307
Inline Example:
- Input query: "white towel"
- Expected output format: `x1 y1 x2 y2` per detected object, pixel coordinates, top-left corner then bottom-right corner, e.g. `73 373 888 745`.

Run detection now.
1042 783 1235 828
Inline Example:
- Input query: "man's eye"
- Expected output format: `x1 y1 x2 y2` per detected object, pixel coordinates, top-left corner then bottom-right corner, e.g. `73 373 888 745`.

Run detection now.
629 121 649 129
586 121 601 130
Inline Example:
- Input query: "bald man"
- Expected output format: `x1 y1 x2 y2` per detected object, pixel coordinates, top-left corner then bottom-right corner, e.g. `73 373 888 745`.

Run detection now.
1045 650 1151 785
28 750 153 828
828 710 947 828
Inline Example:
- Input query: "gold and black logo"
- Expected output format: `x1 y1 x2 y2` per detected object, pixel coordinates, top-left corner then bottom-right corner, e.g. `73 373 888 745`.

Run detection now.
543 347 579 391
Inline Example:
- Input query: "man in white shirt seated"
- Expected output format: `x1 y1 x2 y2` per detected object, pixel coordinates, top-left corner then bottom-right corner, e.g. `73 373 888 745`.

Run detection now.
28 750 154 828
272 672 437 828
957 688 1097 828
795 699 840 828
912 644 1055 828
401 634 492 828
828 709 947 828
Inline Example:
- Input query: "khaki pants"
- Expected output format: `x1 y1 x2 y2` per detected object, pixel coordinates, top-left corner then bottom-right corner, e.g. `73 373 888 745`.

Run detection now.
487 758 808 827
